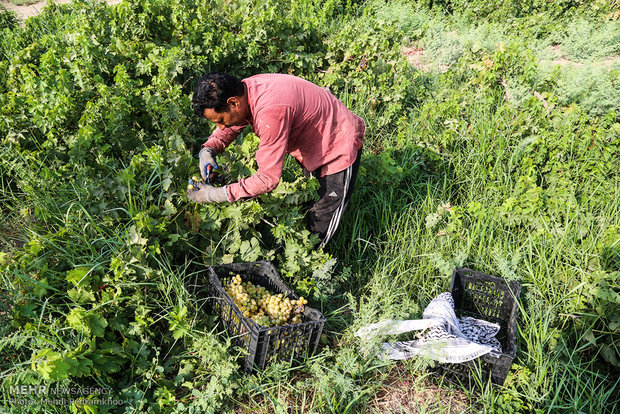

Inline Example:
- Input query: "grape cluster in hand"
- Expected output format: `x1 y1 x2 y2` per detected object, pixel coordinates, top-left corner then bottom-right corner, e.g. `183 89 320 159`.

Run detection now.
224 274 308 327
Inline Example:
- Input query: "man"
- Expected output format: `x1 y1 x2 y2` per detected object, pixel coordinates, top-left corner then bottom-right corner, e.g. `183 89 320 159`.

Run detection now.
188 72 364 246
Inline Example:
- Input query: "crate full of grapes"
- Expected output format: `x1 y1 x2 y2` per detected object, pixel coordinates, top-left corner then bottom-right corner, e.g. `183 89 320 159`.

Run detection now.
207 261 325 372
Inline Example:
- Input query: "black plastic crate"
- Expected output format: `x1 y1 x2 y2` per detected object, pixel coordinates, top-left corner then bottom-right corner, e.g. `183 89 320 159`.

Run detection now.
434 267 521 387
207 261 325 373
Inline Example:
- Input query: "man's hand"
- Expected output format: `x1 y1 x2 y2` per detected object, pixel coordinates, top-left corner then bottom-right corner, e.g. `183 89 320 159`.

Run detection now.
187 182 229 203
199 147 218 180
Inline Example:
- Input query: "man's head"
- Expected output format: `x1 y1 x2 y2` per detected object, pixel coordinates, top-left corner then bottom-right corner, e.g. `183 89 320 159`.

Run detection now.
193 72 249 129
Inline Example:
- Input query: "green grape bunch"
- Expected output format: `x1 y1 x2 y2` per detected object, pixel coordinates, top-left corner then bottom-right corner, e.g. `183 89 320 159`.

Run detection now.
224 274 308 327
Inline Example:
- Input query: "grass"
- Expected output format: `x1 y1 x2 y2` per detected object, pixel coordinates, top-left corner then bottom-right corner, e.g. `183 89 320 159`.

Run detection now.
324 49 619 410
378 0 620 118
0 0 619 412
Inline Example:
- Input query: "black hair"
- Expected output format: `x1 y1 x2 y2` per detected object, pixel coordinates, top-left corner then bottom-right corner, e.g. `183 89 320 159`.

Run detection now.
192 72 244 118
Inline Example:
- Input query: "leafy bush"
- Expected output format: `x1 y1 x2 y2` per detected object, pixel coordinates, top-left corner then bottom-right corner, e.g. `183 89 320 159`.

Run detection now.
0 0 362 410
0 0 436 407
0 10 18 30
319 8 427 131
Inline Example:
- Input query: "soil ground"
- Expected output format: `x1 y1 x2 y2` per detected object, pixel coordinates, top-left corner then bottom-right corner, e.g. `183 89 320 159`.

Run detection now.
0 0 121 20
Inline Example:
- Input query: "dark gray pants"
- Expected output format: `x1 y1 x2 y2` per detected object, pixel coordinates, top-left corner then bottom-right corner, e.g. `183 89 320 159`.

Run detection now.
307 148 362 247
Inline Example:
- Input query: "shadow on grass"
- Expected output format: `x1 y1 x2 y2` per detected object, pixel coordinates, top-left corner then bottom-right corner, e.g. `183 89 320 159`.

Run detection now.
319 142 450 325
601 245 620 273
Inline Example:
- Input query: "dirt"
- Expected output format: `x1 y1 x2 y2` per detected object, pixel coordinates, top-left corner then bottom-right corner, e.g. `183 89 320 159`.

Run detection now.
0 0 121 20
368 365 470 414
546 44 620 68
402 44 450 74
547 45 585 67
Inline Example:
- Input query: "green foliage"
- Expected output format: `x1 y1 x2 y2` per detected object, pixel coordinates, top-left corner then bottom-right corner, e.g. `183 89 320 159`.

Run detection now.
343 5 619 407
0 10 18 31
568 225 620 369
423 0 614 21
319 5 426 130
304 349 370 413
1 0 620 412
0 0 359 410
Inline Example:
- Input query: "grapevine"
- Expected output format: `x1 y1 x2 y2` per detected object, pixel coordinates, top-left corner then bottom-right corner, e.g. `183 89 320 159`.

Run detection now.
224 274 308 327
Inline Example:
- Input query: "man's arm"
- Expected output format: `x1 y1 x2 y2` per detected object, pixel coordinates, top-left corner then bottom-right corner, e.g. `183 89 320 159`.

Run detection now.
202 124 248 153
226 106 293 202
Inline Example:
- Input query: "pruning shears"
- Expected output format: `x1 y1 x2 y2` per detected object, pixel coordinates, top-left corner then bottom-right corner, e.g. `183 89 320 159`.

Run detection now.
187 162 221 192
204 163 217 185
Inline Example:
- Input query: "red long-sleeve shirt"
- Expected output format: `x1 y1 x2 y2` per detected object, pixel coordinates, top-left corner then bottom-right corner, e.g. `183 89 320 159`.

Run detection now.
202 74 365 202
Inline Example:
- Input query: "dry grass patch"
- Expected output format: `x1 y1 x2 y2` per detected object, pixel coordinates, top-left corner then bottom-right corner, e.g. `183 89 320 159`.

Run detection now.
402 44 450 74
368 365 470 414
542 45 620 68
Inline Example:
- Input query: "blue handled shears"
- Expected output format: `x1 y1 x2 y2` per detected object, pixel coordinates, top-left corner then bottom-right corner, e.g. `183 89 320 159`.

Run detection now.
204 163 218 185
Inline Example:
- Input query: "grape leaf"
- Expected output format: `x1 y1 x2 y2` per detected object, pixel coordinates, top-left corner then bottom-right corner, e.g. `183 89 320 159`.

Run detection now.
66 267 90 286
